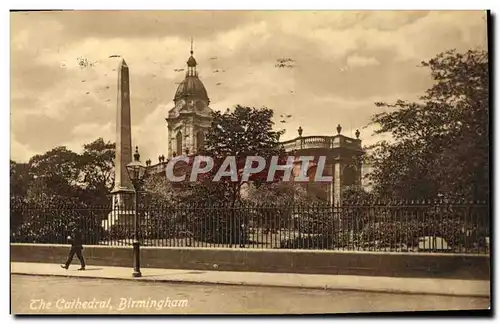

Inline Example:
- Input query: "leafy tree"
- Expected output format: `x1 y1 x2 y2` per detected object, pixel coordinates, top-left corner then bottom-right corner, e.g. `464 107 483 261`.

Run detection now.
10 160 31 231
244 182 322 205
10 138 115 242
143 175 178 207
13 138 116 206
367 49 489 201
341 186 375 205
11 202 107 244
198 105 285 206
27 146 81 203
244 182 324 232
10 160 30 199
151 105 286 244
76 138 115 205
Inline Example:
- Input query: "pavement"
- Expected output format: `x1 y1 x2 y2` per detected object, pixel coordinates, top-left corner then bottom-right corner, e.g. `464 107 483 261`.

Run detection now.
11 262 490 298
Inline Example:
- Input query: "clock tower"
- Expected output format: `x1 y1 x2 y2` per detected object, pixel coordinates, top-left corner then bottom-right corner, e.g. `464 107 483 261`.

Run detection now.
166 42 213 157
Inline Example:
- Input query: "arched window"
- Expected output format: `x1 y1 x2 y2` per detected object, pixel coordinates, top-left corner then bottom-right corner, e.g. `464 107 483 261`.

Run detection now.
196 131 205 151
176 131 183 156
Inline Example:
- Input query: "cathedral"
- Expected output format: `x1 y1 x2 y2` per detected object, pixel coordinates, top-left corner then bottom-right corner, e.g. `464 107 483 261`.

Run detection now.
166 47 213 157
145 46 366 205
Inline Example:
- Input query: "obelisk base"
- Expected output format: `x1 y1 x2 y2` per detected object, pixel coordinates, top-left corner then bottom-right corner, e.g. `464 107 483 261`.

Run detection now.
103 189 136 230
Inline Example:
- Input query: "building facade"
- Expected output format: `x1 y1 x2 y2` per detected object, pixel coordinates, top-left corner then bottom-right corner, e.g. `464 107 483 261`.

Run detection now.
148 49 365 205
281 126 364 204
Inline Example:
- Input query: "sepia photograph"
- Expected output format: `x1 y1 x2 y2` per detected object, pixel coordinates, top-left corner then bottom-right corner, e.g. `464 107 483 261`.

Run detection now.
9 9 490 315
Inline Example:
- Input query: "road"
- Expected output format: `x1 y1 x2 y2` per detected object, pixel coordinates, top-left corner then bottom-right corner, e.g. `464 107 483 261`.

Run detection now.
11 275 489 315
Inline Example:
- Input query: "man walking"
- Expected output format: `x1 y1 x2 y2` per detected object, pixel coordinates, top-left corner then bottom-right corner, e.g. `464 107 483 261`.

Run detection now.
61 221 86 270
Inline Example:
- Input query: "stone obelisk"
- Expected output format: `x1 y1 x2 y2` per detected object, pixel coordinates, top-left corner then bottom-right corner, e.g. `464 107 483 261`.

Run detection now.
105 59 135 229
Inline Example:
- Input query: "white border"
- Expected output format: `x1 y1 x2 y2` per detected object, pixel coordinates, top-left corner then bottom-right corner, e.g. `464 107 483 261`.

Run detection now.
2 1 498 10
3 1 498 323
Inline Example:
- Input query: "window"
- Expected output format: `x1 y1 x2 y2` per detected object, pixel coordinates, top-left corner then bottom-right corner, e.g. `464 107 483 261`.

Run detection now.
196 131 205 151
176 131 183 156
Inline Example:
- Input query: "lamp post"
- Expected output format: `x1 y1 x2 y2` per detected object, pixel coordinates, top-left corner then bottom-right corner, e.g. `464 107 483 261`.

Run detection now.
126 146 148 278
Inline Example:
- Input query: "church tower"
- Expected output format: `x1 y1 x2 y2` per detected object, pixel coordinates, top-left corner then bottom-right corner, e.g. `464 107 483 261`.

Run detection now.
166 41 213 157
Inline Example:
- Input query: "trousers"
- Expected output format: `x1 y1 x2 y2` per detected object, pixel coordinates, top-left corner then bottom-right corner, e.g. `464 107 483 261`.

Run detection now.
64 246 85 268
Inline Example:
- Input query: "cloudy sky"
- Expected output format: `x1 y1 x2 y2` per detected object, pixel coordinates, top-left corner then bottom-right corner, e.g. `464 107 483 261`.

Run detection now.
10 10 487 163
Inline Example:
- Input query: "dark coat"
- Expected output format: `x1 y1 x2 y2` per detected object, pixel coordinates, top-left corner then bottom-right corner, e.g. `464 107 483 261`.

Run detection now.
69 228 83 248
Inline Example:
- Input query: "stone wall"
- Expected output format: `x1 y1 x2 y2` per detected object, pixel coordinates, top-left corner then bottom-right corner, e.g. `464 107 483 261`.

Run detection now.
10 244 489 280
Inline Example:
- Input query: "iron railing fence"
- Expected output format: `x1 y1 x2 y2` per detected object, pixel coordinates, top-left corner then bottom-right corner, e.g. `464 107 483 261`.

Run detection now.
10 201 490 254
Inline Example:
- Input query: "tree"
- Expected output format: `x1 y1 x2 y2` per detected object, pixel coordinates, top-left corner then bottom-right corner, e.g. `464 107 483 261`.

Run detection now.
198 105 285 206
10 138 115 242
27 146 81 203
20 138 115 206
341 186 375 205
77 138 115 205
10 160 30 199
243 182 325 233
143 175 178 207
10 160 31 231
367 49 489 201
244 182 322 205
158 105 285 244
11 204 106 244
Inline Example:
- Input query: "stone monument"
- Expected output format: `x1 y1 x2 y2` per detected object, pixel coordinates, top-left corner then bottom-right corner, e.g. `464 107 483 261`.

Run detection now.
103 59 136 229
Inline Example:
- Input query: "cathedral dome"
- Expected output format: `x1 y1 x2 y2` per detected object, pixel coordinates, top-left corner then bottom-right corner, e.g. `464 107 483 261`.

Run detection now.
173 43 210 103
174 75 209 102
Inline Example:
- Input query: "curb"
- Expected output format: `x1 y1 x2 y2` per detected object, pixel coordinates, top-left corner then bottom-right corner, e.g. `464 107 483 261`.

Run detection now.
11 271 490 298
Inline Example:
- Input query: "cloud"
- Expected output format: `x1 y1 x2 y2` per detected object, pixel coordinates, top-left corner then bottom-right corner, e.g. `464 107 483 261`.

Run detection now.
274 92 420 142
132 104 169 161
10 134 36 162
275 10 486 63
14 11 259 40
211 21 271 54
346 55 380 68
70 122 114 144
360 123 395 148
